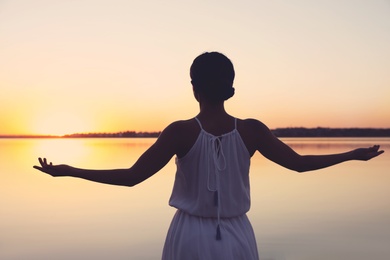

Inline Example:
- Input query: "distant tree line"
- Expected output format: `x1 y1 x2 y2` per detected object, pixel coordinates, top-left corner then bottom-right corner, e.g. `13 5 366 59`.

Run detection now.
62 131 162 138
2 128 390 138
271 127 390 137
62 128 390 138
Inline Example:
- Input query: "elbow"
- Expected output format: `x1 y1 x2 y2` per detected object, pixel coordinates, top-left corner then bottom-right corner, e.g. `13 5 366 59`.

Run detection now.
292 163 318 173
116 169 140 187
120 180 136 187
292 161 314 173
119 179 139 187
280 164 306 173
123 176 140 187
295 167 308 173
127 178 141 187
273 153 310 173
286 158 310 173
287 165 307 173
123 168 147 187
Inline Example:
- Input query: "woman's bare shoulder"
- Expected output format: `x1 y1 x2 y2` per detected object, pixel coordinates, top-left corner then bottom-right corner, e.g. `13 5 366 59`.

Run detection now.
236 118 273 156
162 118 201 158
166 118 199 133
237 118 271 134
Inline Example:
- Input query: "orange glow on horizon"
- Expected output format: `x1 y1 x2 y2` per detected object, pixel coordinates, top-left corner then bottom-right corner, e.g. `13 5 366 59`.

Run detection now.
31 111 92 136
1 1 389 135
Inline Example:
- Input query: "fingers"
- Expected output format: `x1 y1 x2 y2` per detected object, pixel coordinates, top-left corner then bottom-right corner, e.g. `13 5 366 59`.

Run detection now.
367 145 384 159
34 158 55 175
34 158 48 172
371 145 380 151
367 145 383 154
34 158 54 173
38 157 44 167
354 145 384 161
38 157 49 167
371 145 384 155
37 157 53 167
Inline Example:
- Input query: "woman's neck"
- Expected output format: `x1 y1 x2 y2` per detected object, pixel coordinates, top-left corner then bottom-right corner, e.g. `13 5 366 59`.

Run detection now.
197 101 229 118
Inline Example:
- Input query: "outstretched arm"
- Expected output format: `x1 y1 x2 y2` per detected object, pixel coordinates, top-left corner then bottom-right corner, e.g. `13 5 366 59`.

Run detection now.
33 123 180 186
252 120 384 173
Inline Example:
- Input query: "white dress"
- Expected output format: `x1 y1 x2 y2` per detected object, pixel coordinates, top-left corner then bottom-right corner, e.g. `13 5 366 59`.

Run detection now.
162 118 259 260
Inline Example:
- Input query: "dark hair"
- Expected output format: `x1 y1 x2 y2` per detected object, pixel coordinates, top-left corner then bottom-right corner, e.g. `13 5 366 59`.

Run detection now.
190 52 235 102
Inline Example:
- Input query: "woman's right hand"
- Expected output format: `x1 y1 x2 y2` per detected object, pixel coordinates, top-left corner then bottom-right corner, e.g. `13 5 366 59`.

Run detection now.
33 157 70 177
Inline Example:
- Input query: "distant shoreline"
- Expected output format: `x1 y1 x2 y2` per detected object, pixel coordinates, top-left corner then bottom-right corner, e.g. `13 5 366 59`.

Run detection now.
1 128 390 138
271 127 390 137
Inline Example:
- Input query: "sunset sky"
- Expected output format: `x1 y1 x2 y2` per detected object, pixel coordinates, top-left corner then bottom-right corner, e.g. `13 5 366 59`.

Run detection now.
1 0 389 135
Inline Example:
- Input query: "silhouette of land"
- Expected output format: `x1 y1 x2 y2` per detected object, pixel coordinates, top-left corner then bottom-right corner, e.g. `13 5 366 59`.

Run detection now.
271 127 390 137
63 131 161 138
1 128 390 138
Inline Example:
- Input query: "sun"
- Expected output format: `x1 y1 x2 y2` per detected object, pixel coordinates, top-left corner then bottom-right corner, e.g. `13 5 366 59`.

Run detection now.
32 111 91 136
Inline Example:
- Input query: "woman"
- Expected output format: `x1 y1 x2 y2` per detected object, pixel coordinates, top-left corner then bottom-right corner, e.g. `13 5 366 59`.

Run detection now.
34 52 383 260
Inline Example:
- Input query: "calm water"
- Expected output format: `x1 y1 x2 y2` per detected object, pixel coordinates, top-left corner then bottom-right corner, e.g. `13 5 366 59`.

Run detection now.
1 138 389 260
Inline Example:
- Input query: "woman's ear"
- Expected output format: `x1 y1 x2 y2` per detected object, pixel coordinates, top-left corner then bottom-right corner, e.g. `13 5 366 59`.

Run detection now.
193 87 200 102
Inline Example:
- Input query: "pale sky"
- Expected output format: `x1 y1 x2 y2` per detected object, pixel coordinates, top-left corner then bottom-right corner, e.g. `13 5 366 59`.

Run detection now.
1 0 389 135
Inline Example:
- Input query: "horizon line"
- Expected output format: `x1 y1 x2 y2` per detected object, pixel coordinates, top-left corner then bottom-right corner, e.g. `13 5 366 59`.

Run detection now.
2 127 390 138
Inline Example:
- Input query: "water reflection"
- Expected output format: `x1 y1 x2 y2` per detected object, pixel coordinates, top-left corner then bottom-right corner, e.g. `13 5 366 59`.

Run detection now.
1 138 389 260
284 137 390 152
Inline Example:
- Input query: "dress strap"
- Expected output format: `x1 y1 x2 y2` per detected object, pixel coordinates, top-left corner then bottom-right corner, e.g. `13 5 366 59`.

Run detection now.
234 118 237 130
194 117 203 130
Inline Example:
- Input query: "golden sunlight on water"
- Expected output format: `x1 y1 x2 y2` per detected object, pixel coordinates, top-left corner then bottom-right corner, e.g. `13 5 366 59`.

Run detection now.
1 138 389 260
1 138 176 260
250 138 390 260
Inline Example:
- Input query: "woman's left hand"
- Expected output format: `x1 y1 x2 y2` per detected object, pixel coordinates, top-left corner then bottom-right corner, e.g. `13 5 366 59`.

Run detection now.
352 145 384 161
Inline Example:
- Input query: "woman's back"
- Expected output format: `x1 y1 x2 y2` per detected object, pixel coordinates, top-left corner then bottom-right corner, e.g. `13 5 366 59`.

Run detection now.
173 115 260 159
163 116 260 260
169 116 251 218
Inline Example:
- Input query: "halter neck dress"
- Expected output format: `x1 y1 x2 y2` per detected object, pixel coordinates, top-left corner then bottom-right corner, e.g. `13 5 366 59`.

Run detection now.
162 117 259 260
